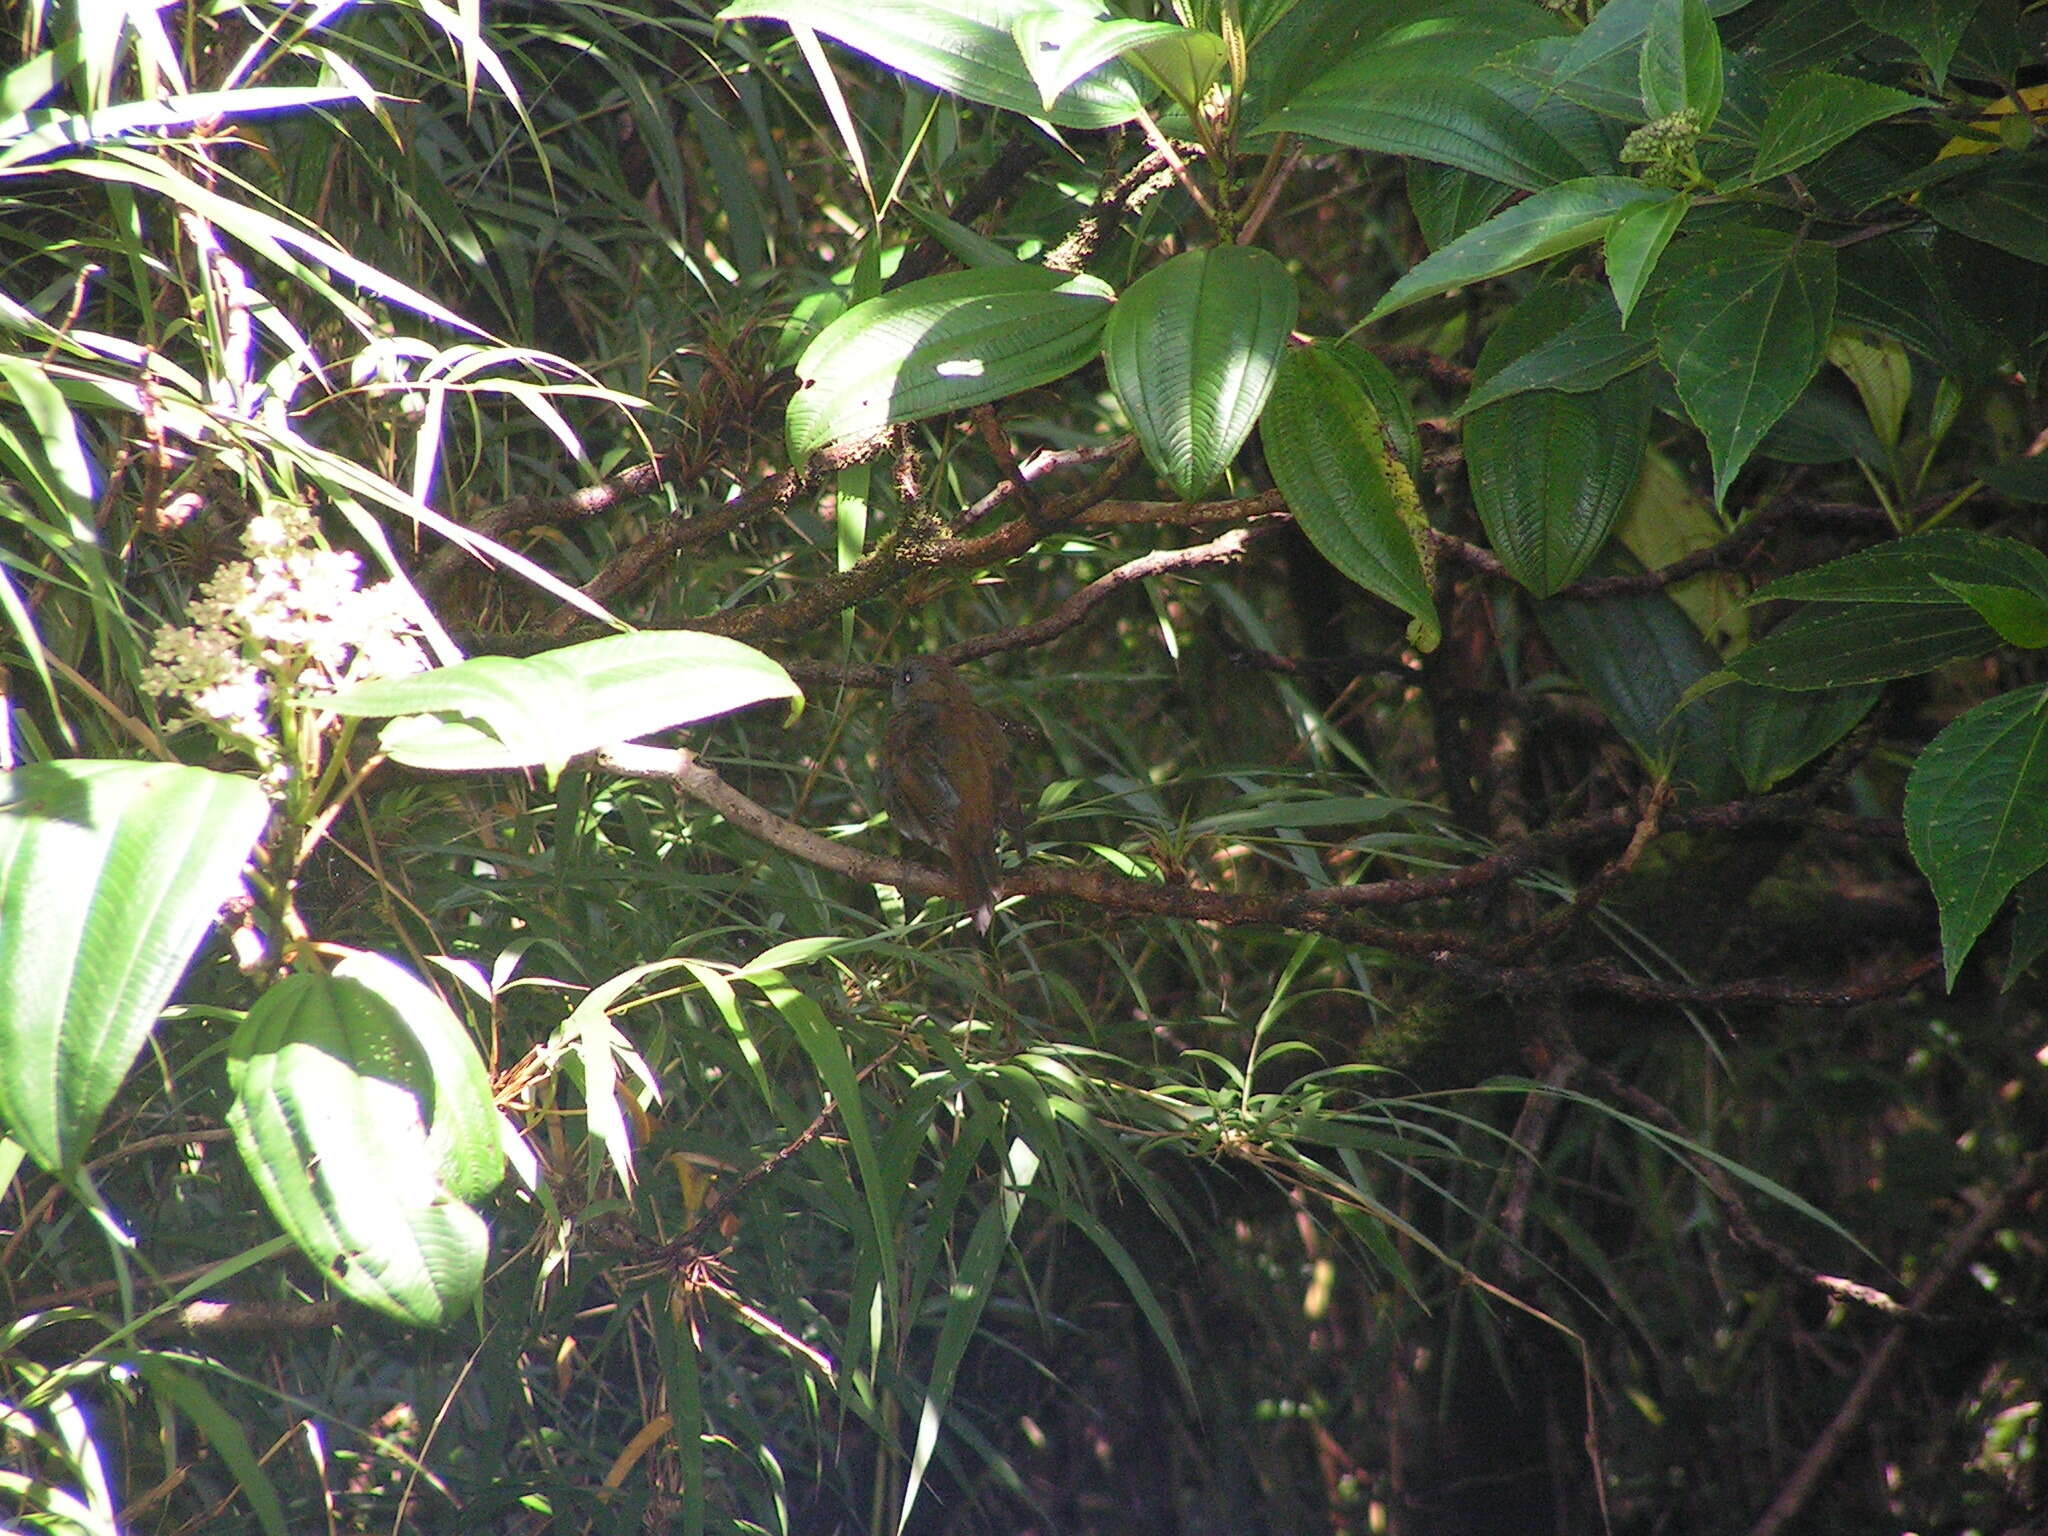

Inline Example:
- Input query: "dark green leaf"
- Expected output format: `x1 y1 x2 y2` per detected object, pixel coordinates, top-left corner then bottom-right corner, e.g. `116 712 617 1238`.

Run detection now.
1102 246 1298 500
786 266 1113 463
1934 578 2048 648
2007 864 2048 988
1752 530 2048 605
1536 572 1741 801
1922 153 2048 268
1740 71 1929 187
1730 602 1998 688
1653 228 1836 505
0 761 271 1175
1850 0 1982 88
1904 684 2048 987
1465 283 1651 595
1458 290 1657 414
1723 680 1879 792
1261 345 1439 650
1369 178 1666 322
1982 457 2048 504
716 0 1149 128
1407 162 1514 250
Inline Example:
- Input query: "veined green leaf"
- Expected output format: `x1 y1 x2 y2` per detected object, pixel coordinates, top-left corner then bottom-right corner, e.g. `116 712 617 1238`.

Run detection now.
1536 569 1741 801
1465 283 1650 596
226 960 497 1326
1730 602 1998 689
1103 246 1298 500
1010 15 1221 112
1368 178 1666 322
1653 228 1836 506
0 761 270 1176
717 0 1150 128
1737 70 1929 188
1261 344 1438 649
1750 530 2048 606
1457 289 1657 414
324 631 802 780
1851 0 1979 88
1640 0 1723 128
786 265 1113 463
1723 680 1879 793
1922 153 2048 267
1905 684 2048 987
1603 192 1689 326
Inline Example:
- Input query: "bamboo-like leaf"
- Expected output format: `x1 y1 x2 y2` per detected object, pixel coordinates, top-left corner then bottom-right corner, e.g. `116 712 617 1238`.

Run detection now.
1103 246 1298 500
718 0 1150 127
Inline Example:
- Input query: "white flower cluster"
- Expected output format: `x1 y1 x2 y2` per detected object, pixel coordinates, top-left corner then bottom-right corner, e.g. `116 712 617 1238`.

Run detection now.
142 501 427 753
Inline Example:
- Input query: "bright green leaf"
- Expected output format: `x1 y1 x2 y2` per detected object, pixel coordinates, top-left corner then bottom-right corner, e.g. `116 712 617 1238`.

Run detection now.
1458 289 1658 414
716 0 1150 127
1103 246 1298 500
0 761 270 1176
1369 177 1666 323
1751 529 2048 606
786 265 1113 463
324 632 802 780
1934 578 2048 648
226 958 499 1325
1904 684 2048 988
1260 345 1438 649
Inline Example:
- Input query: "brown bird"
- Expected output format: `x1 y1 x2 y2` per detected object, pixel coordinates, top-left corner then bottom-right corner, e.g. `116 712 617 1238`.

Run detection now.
880 655 1021 933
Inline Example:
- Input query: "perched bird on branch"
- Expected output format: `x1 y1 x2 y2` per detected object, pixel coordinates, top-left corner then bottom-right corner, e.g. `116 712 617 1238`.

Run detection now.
880 655 1023 934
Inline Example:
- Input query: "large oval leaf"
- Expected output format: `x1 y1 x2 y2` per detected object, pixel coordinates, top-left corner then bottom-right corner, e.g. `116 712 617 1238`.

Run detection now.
323 631 801 779
226 954 501 1326
1466 283 1650 596
1260 344 1438 650
787 266 1114 463
717 0 1150 128
0 760 270 1175
1103 246 1298 500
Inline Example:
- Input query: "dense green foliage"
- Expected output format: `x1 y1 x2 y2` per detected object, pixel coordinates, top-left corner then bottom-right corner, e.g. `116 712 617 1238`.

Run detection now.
4 0 2048 1532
